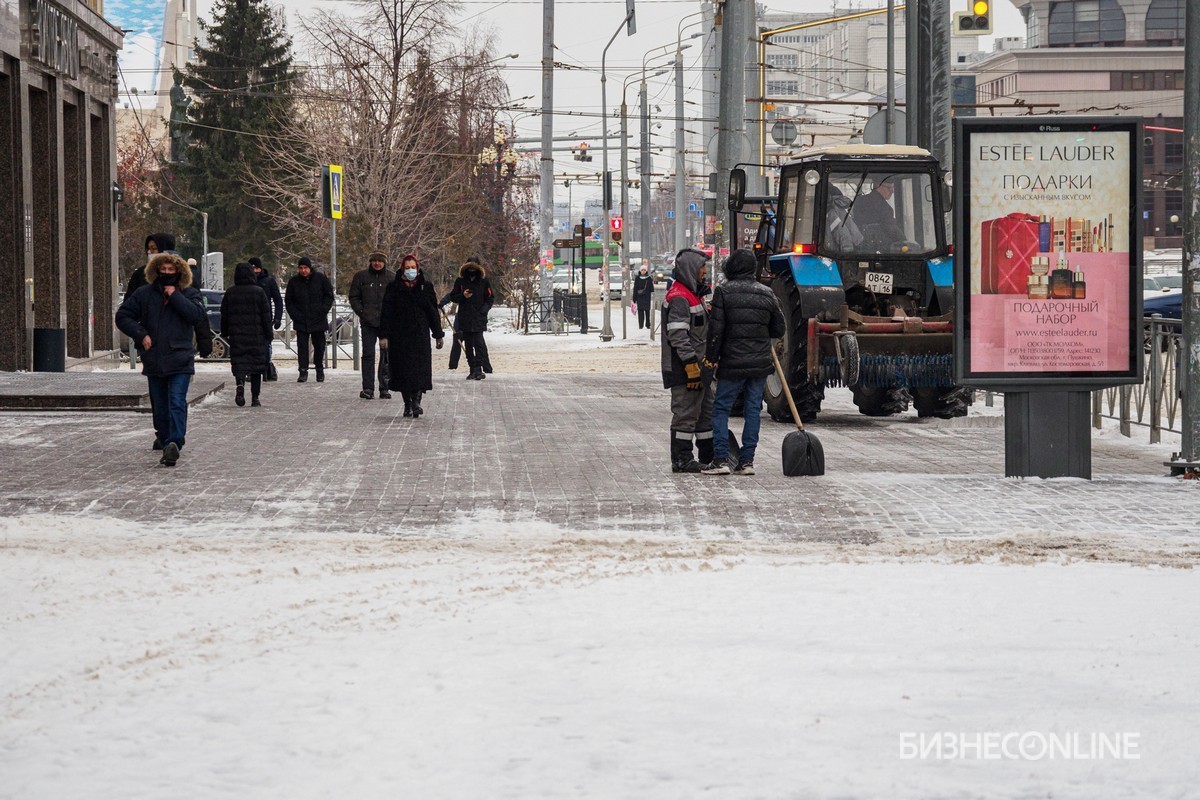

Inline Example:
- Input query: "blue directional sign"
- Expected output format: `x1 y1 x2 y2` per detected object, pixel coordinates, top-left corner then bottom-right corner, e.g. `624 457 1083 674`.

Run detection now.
688 202 697 212
667 210 675 219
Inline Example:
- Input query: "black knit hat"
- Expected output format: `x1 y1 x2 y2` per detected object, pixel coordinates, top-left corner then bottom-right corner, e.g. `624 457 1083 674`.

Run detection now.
466 256 481 265
297 256 312 268
248 257 263 270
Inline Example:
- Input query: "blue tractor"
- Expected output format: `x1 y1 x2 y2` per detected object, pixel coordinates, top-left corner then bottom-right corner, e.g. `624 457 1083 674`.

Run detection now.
731 145 969 421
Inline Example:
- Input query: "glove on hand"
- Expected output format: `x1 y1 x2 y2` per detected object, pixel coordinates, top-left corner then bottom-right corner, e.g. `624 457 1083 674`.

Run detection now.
684 360 702 391
379 338 389 349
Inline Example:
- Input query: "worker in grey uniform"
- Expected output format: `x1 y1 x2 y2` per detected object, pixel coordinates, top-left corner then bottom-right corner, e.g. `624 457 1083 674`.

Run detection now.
660 248 715 473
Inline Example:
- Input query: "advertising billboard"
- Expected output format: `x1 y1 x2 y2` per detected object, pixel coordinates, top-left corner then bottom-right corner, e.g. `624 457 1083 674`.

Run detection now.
953 117 1143 387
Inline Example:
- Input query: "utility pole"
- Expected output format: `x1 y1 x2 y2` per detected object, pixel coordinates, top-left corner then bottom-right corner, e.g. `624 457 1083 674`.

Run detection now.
716 0 748 259
905 0 920 147
640 81 652 281
675 49 686 252
538 0 554 329
929 0 951 170
1172 0 1200 472
886 0 896 143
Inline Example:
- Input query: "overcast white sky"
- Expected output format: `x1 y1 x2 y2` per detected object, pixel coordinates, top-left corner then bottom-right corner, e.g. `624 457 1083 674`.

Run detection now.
184 0 1024 202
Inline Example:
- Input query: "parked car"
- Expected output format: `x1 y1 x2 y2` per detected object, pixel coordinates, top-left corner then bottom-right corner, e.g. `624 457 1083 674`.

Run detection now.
1143 273 1183 299
1143 289 1183 352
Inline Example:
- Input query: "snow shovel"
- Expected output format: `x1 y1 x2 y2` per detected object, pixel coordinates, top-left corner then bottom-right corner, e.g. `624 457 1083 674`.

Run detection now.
770 348 825 476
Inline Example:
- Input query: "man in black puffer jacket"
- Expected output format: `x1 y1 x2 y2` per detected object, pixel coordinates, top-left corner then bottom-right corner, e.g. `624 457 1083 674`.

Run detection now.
702 248 784 476
285 256 335 382
220 263 273 407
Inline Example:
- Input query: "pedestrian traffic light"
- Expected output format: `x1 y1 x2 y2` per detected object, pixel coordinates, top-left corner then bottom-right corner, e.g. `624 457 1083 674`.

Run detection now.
611 216 623 232
954 1 991 34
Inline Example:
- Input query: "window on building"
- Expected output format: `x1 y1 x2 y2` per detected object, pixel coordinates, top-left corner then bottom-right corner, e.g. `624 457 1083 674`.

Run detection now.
1145 0 1185 40
1047 0 1124 45
766 81 800 96
1022 6 1041 47
767 54 799 68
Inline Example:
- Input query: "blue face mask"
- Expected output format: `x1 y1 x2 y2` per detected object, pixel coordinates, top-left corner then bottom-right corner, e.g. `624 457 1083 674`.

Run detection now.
403 268 418 281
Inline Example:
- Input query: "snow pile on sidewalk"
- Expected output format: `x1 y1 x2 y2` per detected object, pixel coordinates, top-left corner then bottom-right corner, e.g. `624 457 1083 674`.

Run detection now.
2 513 1198 799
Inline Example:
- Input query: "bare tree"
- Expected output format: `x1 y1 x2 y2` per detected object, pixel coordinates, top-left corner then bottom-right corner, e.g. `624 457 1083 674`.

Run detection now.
243 0 535 296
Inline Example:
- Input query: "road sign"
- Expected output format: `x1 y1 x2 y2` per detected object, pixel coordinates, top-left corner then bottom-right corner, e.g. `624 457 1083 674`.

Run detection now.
553 238 583 248
688 202 697 212
771 120 798 146
862 109 907 145
321 165 344 220
574 225 593 236
667 210 675 219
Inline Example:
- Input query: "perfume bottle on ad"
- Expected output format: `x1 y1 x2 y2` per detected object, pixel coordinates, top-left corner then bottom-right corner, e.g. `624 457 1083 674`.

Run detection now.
1038 215 1051 252
1050 254 1073 299
1073 268 1086 299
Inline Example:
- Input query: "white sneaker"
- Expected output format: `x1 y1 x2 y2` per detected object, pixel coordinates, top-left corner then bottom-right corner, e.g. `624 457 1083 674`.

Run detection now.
732 462 755 475
702 462 731 475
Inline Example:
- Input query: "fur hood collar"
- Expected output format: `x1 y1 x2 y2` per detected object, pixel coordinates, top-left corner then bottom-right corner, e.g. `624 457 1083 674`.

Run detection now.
459 261 487 279
145 253 193 288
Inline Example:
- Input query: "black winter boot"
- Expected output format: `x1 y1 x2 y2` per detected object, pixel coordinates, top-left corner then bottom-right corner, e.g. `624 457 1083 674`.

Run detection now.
235 377 246 407
402 396 413 417
315 364 325 382
670 431 702 473
411 392 424 418
696 432 714 468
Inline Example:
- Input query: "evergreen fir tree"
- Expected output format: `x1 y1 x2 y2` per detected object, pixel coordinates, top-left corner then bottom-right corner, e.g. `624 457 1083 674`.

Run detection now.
178 0 296 265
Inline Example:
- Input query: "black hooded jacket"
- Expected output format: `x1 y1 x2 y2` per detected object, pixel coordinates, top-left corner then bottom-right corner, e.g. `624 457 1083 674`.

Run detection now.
126 233 177 296
220 263 273 375
633 271 654 304
447 262 494 333
705 249 785 380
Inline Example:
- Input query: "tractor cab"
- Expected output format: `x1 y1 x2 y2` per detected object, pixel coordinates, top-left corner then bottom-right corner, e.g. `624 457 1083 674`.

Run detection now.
729 146 967 421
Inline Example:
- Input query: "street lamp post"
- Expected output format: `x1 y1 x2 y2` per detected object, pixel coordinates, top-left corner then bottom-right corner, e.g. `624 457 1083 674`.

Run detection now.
674 14 705 254
620 68 664 339
599 12 634 342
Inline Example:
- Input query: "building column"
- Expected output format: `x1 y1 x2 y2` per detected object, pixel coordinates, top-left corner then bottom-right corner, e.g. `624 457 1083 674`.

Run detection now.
64 92 89 357
0 57 26 371
89 103 114 350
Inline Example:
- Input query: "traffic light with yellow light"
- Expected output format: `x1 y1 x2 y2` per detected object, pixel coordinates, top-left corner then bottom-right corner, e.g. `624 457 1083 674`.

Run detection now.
954 0 991 35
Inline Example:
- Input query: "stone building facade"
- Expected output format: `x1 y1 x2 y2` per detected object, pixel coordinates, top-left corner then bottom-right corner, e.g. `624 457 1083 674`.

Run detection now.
0 0 122 371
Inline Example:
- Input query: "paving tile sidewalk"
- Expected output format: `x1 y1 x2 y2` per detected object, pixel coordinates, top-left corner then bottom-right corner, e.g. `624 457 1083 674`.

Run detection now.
0 365 1195 540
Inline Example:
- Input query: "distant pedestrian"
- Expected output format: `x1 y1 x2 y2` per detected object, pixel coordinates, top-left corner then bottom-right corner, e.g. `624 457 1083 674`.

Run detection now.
379 254 444 417
220 263 273 408
702 249 785 476
249 257 283 381
349 250 395 399
126 233 176 296
115 253 208 467
438 289 464 370
632 265 654 329
284 256 334 383
661 248 714 473
447 256 494 380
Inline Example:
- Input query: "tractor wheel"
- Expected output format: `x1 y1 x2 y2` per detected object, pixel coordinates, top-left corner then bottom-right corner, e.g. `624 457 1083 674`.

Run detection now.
852 386 911 417
912 386 971 419
764 277 823 424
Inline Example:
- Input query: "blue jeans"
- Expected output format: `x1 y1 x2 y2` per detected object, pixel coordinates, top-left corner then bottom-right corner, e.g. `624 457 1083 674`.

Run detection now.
712 376 766 464
147 374 192 449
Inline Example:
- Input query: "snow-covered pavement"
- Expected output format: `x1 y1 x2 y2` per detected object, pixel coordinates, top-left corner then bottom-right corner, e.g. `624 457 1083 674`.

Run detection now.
2 334 1199 797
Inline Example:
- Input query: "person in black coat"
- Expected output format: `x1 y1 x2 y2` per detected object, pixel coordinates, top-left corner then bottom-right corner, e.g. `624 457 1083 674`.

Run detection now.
249 257 283 381
284 256 335 382
126 233 176 296
379 256 444 418
632 265 655 330
446 257 494 380
115 253 208 467
701 248 785 476
349 250 396 398
220 263 273 407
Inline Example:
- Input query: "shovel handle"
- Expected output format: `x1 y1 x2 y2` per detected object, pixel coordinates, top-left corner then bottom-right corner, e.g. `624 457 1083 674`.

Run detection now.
770 345 805 432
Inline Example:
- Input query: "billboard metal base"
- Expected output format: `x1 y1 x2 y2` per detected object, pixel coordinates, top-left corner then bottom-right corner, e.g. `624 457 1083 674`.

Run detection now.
1004 390 1092 479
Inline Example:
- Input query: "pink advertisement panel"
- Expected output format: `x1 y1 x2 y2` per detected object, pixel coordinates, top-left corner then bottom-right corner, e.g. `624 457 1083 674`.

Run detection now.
965 128 1136 377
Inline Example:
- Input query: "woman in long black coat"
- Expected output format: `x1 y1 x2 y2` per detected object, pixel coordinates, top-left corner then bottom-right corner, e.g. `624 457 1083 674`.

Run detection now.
219 262 273 407
379 255 444 418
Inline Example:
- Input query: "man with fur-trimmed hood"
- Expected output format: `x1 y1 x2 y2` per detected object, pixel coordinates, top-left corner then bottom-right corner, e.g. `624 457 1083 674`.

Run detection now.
115 253 208 467
661 248 714 473
446 256 494 380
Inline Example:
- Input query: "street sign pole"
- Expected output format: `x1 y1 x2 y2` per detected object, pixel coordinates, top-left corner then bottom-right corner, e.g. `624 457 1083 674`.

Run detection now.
1170 0 1200 473
579 218 589 334
330 217 337 368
